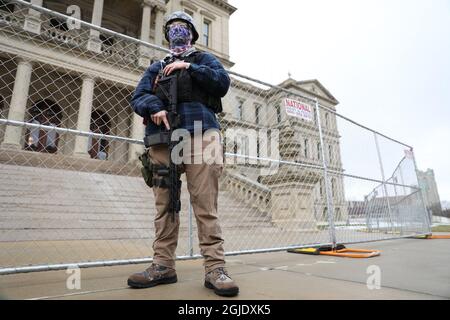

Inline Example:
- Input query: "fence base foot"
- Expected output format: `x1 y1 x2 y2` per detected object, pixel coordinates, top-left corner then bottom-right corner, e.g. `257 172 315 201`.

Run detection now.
287 244 381 258
412 234 450 239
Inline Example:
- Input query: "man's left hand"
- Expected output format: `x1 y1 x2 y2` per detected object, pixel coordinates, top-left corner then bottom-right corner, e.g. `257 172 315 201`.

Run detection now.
163 61 190 76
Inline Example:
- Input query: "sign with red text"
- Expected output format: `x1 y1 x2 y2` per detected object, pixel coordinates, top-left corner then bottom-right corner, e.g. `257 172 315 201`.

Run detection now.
283 98 313 122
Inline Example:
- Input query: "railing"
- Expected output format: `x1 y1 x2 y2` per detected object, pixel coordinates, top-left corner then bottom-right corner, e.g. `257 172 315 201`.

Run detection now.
222 170 271 214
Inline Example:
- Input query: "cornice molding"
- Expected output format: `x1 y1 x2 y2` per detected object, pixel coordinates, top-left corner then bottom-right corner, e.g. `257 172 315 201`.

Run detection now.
200 9 216 20
204 0 237 15
180 0 199 12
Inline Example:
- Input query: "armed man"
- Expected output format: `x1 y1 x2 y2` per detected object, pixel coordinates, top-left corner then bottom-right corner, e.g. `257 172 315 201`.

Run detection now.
128 11 239 297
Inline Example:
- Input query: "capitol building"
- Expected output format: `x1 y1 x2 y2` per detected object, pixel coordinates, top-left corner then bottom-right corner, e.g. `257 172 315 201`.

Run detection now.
0 0 348 230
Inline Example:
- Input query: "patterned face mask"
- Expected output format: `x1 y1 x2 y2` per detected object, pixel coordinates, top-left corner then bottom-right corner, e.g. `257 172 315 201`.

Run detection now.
167 22 193 54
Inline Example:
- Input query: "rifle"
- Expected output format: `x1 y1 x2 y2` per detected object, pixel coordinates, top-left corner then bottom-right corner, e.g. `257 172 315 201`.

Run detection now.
146 74 182 222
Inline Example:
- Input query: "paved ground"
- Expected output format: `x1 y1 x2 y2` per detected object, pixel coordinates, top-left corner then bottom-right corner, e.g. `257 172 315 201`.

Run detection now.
0 237 449 300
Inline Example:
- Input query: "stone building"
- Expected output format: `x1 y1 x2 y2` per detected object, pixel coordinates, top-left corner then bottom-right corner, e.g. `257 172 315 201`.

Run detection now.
0 0 347 227
417 169 442 217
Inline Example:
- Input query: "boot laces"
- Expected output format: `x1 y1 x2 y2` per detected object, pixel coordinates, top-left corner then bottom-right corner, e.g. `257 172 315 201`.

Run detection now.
215 267 230 280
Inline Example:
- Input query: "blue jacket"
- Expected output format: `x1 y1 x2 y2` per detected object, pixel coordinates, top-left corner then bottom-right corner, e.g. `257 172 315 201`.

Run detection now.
130 51 230 136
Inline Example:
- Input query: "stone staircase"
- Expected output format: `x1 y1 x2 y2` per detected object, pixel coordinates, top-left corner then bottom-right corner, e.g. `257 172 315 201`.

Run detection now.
221 170 271 214
0 163 274 241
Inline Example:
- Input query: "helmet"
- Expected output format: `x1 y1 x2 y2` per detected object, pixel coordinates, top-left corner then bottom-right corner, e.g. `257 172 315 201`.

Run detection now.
164 11 199 44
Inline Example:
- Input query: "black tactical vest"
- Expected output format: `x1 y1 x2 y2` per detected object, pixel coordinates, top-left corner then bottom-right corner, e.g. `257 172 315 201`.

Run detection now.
153 51 223 114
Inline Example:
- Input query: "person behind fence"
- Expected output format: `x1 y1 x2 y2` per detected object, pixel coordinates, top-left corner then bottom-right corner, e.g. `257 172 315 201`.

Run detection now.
128 11 239 297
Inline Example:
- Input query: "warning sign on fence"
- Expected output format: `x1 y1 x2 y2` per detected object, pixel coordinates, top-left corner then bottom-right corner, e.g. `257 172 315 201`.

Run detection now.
283 98 313 122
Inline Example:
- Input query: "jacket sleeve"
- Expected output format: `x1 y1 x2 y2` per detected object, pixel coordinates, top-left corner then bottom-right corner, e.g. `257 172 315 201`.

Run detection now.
187 52 230 98
130 63 164 117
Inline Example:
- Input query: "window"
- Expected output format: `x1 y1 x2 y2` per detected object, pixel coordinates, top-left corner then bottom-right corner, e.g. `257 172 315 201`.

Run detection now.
322 207 328 220
241 136 249 156
304 138 309 158
100 34 115 47
256 139 260 158
236 135 249 161
0 95 4 117
50 18 69 32
317 142 321 160
235 99 243 120
325 112 329 128
255 104 261 125
24 99 62 154
335 208 341 221
328 144 333 162
276 105 281 123
89 110 111 160
331 178 336 197
203 20 211 47
0 1 15 13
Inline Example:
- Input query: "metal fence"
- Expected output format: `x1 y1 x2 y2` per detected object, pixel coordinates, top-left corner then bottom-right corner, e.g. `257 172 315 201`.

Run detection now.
0 0 430 275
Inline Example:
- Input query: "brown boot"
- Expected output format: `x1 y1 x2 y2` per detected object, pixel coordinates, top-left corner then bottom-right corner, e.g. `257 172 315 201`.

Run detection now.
127 263 177 289
204 267 239 297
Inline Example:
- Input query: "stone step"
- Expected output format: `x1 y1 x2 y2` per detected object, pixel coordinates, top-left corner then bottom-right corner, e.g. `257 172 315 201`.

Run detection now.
0 163 272 241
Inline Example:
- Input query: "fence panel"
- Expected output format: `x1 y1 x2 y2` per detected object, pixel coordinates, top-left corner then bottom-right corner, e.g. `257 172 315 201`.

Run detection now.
0 0 430 274
316 104 430 245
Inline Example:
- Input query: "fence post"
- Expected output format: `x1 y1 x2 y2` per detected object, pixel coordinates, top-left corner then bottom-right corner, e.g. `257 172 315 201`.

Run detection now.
314 99 337 248
188 201 194 256
409 148 432 234
373 133 395 233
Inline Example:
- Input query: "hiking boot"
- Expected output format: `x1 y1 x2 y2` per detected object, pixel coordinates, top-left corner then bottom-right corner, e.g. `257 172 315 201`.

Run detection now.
127 263 177 289
204 267 239 297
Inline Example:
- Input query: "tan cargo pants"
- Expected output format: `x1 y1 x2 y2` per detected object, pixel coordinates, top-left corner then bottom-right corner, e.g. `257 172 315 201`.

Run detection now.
148 130 225 273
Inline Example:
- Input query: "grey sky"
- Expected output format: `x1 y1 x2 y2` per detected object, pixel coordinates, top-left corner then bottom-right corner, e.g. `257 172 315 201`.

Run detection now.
228 0 450 202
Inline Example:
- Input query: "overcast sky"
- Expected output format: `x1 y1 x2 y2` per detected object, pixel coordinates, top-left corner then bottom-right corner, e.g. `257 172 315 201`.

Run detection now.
228 0 450 203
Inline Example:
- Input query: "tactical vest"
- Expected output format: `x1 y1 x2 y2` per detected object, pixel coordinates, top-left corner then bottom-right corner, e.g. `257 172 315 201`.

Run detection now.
153 51 223 114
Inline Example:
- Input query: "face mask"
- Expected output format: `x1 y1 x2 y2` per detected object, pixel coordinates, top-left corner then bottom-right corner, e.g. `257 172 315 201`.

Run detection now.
167 23 193 54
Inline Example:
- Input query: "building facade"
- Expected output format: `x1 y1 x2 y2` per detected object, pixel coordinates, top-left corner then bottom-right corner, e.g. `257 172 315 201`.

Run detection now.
0 0 347 226
417 169 442 217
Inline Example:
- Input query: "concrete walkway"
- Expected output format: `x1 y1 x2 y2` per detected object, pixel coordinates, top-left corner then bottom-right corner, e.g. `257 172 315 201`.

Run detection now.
0 237 449 300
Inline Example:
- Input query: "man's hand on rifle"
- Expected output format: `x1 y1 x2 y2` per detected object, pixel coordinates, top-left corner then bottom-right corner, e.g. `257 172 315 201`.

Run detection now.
151 110 170 130
163 61 190 76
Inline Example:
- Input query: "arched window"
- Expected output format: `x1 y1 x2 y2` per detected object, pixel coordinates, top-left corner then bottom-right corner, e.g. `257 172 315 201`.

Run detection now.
24 99 62 153
88 110 110 160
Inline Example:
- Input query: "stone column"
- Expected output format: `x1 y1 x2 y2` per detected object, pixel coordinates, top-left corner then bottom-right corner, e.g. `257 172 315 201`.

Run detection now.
73 75 95 158
138 0 154 68
87 0 104 53
1 58 33 150
111 107 129 163
154 6 165 47
23 0 43 34
128 113 145 163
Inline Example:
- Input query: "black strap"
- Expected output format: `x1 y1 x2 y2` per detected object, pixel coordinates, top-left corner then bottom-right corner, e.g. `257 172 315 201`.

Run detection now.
152 177 170 189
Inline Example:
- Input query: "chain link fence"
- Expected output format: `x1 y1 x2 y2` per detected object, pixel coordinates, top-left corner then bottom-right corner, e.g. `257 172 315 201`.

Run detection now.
0 0 430 274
